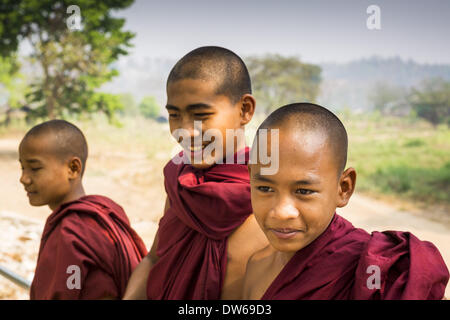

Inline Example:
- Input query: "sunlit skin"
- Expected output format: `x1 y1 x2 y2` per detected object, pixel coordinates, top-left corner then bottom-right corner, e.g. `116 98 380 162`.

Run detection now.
249 124 356 261
242 123 356 299
166 78 255 169
19 135 85 212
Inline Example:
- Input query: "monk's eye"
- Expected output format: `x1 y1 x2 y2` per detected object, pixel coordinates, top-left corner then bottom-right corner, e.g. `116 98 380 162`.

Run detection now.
256 186 274 193
31 167 42 172
296 188 314 195
194 113 213 119
169 113 180 120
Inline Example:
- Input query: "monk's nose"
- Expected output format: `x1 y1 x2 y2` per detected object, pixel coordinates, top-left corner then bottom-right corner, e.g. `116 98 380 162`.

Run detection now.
185 120 202 139
171 119 202 145
271 197 299 220
20 171 31 186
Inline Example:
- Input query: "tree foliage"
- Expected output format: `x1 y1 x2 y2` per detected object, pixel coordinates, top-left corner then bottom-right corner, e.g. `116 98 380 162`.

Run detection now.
139 96 160 119
0 54 27 110
245 54 321 114
368 82 407 115
0 0 134 120
117 93 138 117
408 78 450 126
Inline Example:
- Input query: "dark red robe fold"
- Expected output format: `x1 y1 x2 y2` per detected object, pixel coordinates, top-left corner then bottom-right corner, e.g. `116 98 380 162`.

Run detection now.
262 214 449 300
30 195 147 300
146 148 252 299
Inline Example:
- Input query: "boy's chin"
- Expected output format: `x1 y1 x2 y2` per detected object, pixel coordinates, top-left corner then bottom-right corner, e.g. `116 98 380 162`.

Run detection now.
28 199 48 207
267 232 314 254
190 161 215 169
187 154 220 169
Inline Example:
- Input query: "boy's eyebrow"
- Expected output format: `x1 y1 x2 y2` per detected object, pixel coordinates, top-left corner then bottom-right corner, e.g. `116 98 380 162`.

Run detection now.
252 173 320 185
165 104 179 111
293 178 320 185
252 173 275 183
166 103 214 112
19 159 42 164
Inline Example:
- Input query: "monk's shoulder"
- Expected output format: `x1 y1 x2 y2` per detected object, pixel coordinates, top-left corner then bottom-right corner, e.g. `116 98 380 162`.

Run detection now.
247 245 273 274
242 245 275 299
227 214 268 260
58 210 115 246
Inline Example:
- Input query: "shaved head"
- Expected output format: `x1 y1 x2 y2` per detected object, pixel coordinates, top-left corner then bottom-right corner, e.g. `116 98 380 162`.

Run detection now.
167 46 252 104
257 103 348 174
22 120 88 175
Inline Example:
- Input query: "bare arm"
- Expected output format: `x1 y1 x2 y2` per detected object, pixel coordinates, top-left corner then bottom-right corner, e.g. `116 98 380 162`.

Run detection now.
241 253 256 300
221 214 269 299
122 197 169 300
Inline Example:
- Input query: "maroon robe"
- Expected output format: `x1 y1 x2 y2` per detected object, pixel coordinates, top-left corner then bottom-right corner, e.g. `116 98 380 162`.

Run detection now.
262 214 449 300
30 195 147 299
146 148 252 299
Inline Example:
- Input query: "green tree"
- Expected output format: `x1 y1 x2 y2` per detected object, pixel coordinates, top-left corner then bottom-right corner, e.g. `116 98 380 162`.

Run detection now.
118 93 138 117
139 96 160 119
0 54 27 110
245 54 321 114
0 55 31 125
368 82 407 115
0 0 134 120
408 78 450 126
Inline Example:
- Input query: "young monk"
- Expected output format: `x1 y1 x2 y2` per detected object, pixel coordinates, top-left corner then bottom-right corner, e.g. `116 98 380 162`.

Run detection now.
123 46 268 300
242 102 449 300
19 120 147 299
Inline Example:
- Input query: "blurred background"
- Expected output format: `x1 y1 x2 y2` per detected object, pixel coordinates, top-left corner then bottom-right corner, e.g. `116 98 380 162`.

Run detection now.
0 0 449 299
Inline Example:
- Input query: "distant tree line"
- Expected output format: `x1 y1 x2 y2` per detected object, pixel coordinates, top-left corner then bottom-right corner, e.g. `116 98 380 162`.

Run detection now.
116 93 164 121
245 54 322 114
369 77 450 126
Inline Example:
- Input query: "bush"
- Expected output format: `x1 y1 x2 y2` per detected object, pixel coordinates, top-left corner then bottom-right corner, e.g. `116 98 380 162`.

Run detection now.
139 96 160 119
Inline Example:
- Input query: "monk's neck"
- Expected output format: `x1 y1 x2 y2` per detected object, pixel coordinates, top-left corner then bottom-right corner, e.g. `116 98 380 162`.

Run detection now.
48 183 86 211
272 248 296 267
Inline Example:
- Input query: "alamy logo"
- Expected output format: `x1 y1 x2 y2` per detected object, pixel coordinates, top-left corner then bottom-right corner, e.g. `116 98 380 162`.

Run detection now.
66 265 81 290
366 265 381 290
366 5 381 30
66 5 82 31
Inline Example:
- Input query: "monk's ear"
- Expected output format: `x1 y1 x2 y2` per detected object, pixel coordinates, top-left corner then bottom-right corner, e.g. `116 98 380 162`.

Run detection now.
239 94 256 126
336 167 356 208
67 157 83 179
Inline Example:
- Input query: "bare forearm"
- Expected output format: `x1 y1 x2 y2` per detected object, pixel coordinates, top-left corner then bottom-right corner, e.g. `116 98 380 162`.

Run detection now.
124 199 166 300
123 255 154 300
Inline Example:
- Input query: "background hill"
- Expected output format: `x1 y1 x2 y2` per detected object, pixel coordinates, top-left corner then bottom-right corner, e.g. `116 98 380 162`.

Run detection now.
98 55 450 113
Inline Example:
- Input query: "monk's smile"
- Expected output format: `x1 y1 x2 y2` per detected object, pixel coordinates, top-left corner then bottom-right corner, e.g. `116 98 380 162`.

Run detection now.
269 228 304 240
187 141 212 159
167 78 251 169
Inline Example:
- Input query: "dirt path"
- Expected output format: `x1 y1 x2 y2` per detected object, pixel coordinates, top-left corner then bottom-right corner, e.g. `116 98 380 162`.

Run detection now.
1 136 449 298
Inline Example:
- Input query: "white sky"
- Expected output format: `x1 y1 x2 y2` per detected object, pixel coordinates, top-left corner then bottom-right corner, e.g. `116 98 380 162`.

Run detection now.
110 0 450 64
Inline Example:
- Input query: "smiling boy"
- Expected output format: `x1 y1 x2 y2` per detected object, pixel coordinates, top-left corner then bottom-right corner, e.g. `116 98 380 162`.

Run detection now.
123 46 268 300
19 120 147 299
242 102 449 300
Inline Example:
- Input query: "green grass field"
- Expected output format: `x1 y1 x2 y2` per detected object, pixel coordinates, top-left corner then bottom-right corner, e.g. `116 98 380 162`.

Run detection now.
342 114 450 206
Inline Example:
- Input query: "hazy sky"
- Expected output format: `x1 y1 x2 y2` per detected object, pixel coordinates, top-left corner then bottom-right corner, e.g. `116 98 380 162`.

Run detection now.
112 0 450 64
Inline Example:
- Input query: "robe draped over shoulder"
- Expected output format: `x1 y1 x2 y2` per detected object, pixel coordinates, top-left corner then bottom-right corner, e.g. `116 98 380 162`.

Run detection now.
261 214 448 300
30 195 147 300
146 148 252 299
